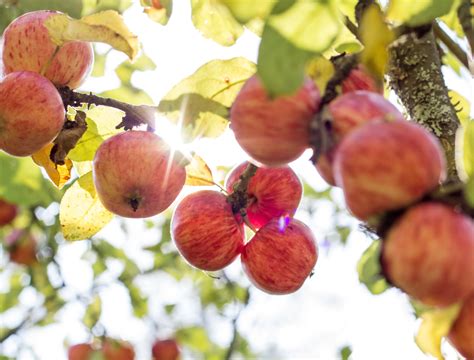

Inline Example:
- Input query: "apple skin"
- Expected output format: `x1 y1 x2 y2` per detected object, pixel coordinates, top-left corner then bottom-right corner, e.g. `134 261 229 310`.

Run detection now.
0 199 17 226
230 75 320 167
171 190 245 271
2 10 93 89
241 218 317 295
152 339 180 360
68 343 95 360
93 131 186 218
5 230 37 266
0 71 65 156
315 91 403 186
381 202 474 307
448 293 474 359
342 66 382 94
103 340 135 360
225 162 302 229
333 120 446 220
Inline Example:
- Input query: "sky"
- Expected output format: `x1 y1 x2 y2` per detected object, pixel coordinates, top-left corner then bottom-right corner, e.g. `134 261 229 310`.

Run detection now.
1 1 472 359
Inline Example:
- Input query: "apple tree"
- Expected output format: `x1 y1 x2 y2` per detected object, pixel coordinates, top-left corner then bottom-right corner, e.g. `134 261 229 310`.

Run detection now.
0 0 473 359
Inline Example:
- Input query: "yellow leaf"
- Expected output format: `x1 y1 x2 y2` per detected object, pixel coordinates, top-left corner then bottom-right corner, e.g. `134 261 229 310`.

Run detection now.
32 144 73 189
44 10 139 60
185 154 215 186
60 172 114 241
415 303 461 360
449 91 471 127
359 5 395 82
306 57 335 94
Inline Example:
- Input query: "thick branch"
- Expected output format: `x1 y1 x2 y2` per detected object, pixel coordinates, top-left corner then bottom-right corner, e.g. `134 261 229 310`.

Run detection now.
433 21 469 69
388 27 460 179
457 0 474 57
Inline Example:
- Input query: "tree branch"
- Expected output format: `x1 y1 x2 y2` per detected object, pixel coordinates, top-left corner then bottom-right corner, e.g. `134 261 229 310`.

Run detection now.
433 21 469 69
457 0 474 57
388 26 460 179
223 289 251 360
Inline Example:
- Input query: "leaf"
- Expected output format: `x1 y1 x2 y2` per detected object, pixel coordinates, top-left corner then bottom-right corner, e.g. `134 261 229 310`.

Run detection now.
440 0 464 37
387 0 455 26
83 295 102 329
176 326 213 353
415 303 461 359
32 143 73 189
339 345 352 360
219 0 275 23
68 106 125 162
100 86 155 106
456 120 474 180
306 56 335 94
191 0 243 46
81 0 133 15
465 176 474 207
359 4 395 82
59 172 114 241
158 57 255 142
128 284 148 318
141 0 173 25
449 91 471 127
44 10 139 60
357 240 390 295
0 272 24 313
115 53 156 85
185 154 214 186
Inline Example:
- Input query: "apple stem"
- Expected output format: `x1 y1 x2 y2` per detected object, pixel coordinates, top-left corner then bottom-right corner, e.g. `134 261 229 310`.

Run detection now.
128 197 141 212
242 213 256 233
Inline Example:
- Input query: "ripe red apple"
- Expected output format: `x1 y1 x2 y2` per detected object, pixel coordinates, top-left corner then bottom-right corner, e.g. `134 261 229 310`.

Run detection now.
171 190 244 271
448 293 474 359
2 10 93 89
381 202 474 307
333 120 446 220
152 339 180 360
103 339 135 360
0 71 65 156
0 199 17 226
230 75 320 166
93 131 186 218
315 91 403 186
241 218 317 294
68 343 95 360
5 230 37 266
342 65 382 94
225 162 302 229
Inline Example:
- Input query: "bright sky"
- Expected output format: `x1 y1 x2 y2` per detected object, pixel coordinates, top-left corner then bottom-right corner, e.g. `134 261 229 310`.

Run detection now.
1 1 472 359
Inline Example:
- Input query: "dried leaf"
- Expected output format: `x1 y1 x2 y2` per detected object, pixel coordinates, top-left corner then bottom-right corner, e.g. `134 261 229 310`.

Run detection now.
32 144 73 189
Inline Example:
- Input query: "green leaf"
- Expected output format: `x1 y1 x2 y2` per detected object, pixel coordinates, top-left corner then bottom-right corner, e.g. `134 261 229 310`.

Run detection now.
191 0 244 46
0 272 24 313
115 53 157 85
141 0 173 25
91 49 108 77
339 345 352 360
357 240 390 295
176 326 213 353
257 24 313 96
82 0 133 16
128 284 148 318
219 0 275 23
158 57 255 142
440 0 464 37
465 176 474 207
83 295 102 329
100 86 154 105
387 0 455 26
59 172 114 241
68 106 124 162
0 153 59 206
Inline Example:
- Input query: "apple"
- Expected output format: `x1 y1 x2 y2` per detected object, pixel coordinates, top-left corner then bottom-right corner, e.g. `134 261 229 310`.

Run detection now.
241 218 317 294
342 65 382 94
315 90 403 186
448 293 474 359
93 131 186 218
152 339 180 360
0 199 17 226
333 120 446 220
5 230 37 266
381 202 474 307
2 10 93 89
225 162 302 229
171 190 244 271
68 343 95 360
230 75 320 166
103 339 135 360
0 71 65 156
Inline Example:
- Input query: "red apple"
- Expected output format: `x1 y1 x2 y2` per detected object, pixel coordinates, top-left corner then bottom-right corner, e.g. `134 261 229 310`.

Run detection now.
68 343 95 360
342 66 382 94
5 230 37 266
333 120 446 220
0 71 65 156
171 190 244 271
448 293 474 359
241 218 317 294
93 131 186 218
0 199 17 226
225 162 302 229
2 11 93 89
315 91 403 186
152 339 180 360
381 202 474 307
103 339 135 360
230 75 320 166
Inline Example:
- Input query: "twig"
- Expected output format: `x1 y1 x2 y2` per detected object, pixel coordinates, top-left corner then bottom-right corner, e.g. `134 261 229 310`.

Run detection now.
433 21 470 69
457 0 474 58
344 16 360 40
223 289 251 360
